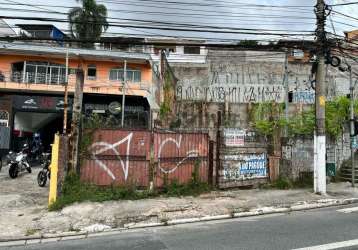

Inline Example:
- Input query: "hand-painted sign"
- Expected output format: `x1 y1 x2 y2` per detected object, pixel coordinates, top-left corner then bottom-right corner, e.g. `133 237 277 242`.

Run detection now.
222 153 267 180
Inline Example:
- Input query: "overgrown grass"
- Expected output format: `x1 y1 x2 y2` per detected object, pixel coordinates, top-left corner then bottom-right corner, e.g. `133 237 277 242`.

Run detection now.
49 174 210 211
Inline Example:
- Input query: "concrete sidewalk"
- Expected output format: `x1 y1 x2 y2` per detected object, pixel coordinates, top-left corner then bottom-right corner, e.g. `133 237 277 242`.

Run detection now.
1 181 358 241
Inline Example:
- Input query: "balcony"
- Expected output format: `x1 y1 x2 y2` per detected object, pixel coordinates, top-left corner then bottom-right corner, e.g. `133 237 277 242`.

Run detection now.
11 71 67 85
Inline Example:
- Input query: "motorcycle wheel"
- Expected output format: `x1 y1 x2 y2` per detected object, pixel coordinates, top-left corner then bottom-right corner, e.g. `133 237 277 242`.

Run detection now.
9 165 18 179
37 170 47 187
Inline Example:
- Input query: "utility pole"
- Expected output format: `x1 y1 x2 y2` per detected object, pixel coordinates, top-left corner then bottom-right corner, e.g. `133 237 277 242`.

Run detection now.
283 51 289 137
71 68 84 174
314 0 327 194
63 44 69 134
121 60 127 128
349 66 355 187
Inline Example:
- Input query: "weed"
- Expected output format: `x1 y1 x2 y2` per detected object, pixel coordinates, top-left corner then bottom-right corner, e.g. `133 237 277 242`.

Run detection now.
49 173 210 211
272 176 293 190
25 228 40 236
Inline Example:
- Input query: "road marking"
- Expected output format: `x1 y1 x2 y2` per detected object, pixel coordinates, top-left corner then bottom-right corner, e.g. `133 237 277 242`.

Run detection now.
292 239 358 250
336 206 358 213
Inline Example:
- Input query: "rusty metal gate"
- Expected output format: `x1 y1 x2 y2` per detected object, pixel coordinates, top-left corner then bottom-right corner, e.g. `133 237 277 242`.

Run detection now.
81 129 209 188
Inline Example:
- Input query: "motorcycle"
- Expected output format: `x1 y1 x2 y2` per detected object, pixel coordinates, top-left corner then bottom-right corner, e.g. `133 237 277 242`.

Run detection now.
37 152 51 187
7 144 32 179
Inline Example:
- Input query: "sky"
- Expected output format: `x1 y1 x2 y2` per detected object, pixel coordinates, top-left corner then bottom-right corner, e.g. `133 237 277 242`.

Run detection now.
1 0 357 42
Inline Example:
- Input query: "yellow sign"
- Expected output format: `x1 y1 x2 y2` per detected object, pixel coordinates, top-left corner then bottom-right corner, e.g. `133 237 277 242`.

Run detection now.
319 96 326 107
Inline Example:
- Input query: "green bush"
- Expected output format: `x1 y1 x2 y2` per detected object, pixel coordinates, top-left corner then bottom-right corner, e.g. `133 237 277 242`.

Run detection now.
272 176 293 190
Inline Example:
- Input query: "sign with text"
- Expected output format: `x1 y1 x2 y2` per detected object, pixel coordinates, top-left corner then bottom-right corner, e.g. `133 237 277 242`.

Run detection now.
223 128 245 147
13 95 73 112
222 153 267 180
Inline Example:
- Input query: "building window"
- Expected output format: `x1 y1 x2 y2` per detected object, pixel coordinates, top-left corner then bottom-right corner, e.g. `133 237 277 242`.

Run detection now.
109 68 141 82
87 65 96 80
0 110 9 127
11 61 66 84
184 46 200 55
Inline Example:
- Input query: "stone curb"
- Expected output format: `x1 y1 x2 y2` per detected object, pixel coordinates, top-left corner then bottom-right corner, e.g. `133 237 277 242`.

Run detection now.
1 197 358 247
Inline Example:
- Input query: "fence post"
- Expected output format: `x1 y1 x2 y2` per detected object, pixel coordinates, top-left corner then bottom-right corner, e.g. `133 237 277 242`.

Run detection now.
149 128 155 190
209 140 214 186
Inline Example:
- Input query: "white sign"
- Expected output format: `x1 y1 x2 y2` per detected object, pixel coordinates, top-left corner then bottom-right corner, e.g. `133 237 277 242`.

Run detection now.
223 128 245 147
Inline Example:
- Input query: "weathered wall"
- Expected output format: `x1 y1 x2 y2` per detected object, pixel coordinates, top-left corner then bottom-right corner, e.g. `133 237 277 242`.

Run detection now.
169 49 354 181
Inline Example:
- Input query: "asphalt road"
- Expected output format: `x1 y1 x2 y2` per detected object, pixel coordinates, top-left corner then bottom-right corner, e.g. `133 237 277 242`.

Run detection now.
3 204 358 250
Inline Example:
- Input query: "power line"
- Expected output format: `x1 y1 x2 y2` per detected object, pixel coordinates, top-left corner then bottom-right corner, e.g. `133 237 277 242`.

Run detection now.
0 15 315 37
329 1 358 6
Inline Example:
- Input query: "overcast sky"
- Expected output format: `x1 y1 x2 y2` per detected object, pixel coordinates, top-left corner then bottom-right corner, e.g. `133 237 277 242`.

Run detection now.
1 0 357 41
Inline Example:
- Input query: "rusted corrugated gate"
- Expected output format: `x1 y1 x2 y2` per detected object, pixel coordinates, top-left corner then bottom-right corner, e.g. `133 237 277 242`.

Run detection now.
154 132 209 187
81 129 209 188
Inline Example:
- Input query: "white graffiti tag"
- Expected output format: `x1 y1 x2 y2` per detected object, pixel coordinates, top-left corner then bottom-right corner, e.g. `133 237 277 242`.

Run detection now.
90 133 133 181
158 135 199 174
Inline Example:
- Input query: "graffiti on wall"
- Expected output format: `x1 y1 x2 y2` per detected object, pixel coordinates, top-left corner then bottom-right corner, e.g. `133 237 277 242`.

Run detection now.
176 83 284 103
82 130 209 186
90 133 133 181
157 135 200 174
222 153 267 180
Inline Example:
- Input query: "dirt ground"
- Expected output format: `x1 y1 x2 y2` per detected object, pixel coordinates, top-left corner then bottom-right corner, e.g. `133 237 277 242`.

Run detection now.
0 164 48 238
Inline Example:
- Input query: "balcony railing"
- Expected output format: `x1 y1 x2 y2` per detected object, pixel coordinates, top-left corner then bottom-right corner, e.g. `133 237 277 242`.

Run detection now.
11 71 67 85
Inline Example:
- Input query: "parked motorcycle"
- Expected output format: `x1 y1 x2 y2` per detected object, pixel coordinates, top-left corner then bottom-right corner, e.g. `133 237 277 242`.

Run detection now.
37 152 51 187
7 144 32 179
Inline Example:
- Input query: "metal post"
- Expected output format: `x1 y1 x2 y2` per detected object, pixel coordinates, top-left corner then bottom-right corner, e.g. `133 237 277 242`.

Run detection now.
350 67 355 187
314 0 327 194
121 60 127 128
63 45 69 134
22 61 26 83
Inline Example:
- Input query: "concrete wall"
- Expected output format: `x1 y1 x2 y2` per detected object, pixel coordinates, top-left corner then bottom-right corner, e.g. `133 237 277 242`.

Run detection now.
169 49 356 180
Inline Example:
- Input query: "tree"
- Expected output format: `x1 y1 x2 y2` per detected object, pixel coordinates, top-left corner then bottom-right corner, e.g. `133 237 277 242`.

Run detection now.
68 0 108 48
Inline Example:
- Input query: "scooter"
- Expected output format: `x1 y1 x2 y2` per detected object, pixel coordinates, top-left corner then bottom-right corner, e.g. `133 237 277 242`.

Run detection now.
7 144 32 179
37 152 51 187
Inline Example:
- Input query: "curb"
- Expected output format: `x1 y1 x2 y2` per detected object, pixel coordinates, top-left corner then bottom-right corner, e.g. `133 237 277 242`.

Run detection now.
1 197 358 247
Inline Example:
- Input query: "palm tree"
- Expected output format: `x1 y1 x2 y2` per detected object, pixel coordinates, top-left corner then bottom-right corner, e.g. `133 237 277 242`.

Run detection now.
68 0 109 48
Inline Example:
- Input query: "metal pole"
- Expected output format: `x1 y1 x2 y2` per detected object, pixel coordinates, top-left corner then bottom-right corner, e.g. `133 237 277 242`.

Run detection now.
350 67 355 187
63 44 69 134
121 60 127 128
314 0 327 194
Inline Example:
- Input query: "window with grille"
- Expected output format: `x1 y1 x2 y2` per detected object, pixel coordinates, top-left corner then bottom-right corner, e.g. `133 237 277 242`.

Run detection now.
0 110 9 127
87 65 97 80
109 68 141 82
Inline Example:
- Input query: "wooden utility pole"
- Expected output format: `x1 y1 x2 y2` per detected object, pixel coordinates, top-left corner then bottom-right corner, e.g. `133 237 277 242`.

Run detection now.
71 68 84 174
314 0 327 194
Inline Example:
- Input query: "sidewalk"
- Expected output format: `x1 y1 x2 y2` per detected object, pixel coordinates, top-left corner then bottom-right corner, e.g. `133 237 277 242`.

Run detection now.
1 181 358 240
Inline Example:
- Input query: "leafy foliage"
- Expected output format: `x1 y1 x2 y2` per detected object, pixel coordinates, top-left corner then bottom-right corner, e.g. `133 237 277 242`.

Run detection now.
251 97 353 139
68 0 108 48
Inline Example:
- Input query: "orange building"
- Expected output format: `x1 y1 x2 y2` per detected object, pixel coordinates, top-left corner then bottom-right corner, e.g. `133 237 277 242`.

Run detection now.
0 42 158 152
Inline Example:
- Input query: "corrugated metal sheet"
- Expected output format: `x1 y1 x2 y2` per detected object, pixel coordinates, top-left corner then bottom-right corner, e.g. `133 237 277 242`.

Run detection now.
154 132 209 186
80 129 209 188
81 130 151 187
